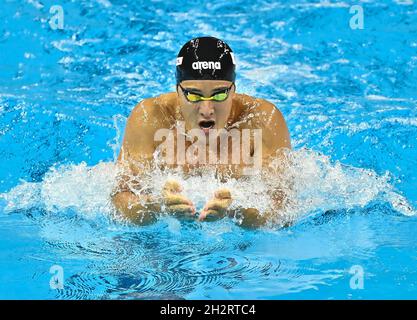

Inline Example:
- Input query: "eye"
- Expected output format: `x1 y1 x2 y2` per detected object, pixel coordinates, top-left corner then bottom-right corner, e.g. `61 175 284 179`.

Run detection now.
212 91 228 101
186 92 201 102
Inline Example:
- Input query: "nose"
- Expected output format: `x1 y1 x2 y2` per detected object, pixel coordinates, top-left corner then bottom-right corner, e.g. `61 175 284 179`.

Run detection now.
198 101 214 118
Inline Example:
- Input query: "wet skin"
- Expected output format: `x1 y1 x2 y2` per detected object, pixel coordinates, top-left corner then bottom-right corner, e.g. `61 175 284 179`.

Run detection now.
111 80 291 227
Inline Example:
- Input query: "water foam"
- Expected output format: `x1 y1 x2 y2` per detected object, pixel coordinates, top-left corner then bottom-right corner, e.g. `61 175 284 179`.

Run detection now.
1 149 414 225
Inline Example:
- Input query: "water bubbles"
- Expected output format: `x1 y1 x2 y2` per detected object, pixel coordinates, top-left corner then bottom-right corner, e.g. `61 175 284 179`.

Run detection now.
1 148 414 226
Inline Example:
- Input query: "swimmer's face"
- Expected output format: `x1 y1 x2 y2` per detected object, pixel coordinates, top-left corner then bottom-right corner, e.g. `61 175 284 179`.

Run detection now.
176 80 235 135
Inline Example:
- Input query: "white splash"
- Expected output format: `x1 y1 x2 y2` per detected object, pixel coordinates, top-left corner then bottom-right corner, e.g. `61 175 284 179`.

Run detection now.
1 161 118 219
280 149 416 218
1 149 415 225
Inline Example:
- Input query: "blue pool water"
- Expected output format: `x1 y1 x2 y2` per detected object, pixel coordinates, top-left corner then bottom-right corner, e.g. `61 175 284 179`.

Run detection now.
1 0 417 299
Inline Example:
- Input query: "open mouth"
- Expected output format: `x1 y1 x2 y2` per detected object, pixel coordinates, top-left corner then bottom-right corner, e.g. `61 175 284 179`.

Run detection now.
198 120 215 130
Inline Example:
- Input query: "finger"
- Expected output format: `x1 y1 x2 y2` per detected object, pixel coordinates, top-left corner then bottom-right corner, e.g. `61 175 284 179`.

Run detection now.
166 204 195 215
198 211 207 221
214 189 231 200
164 194 193 206
204 198 232 212
199 209 222 221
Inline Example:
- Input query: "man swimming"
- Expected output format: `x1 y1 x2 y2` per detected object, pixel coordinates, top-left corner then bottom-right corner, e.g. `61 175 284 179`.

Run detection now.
111 36 291 228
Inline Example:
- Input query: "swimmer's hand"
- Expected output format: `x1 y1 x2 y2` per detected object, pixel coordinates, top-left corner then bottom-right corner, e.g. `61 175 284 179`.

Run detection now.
198 189 233 221
162 180 196 217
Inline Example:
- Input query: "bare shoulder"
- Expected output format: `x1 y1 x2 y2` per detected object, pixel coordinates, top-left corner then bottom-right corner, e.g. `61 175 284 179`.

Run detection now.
120 93 177 161
234 93 287 128
130 92 177 126
233 93 291 149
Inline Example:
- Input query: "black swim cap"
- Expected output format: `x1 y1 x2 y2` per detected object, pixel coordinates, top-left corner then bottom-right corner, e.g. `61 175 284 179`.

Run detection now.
175 36 236 84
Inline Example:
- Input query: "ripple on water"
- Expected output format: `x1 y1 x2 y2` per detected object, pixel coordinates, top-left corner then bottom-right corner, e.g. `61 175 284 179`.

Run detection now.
57 272 117 300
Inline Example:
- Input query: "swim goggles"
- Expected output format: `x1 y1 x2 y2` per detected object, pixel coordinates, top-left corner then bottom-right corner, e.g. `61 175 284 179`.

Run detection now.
179 83 234 103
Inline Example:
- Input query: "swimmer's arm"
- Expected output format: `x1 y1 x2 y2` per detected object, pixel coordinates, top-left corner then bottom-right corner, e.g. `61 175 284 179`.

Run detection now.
258 100 291 155
111 190 160 225
117 98 163 162
222 183 287 228
111 163 162 225
234 101 291 228
112 176 195 224
228 208 268 228
229 194 288 229
111 98 164 224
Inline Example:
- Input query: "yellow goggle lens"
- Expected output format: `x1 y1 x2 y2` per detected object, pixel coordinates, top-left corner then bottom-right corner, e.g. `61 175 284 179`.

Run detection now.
186 93 202 102
212 92 228 101
186 91 228 102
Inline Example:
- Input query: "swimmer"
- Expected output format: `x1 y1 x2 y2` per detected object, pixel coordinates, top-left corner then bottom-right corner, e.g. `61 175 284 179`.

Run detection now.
111 36 291 227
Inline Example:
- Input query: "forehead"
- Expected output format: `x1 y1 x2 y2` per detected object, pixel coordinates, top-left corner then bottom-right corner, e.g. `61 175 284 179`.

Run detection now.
180 80 232 90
